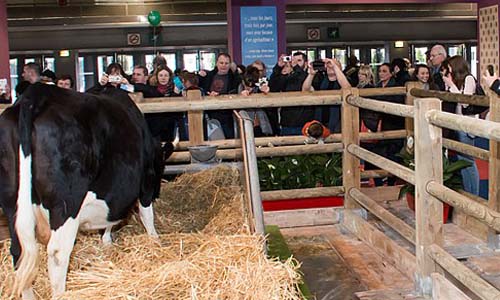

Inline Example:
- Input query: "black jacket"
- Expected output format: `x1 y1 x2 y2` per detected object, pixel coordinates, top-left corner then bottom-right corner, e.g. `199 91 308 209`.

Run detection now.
198 68 241 95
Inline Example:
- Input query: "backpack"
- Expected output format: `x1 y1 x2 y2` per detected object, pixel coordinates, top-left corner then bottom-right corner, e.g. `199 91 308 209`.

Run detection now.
462 76 489 115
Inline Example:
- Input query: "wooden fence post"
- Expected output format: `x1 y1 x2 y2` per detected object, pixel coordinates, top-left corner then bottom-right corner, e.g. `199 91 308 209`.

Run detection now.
405 81 422 138
186 89 204 145
342 88 360 209
487 90 500 249
414 97 444 296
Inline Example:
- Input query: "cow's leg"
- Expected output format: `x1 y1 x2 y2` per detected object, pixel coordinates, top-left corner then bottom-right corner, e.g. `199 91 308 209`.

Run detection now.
101 225 113 245
47 217 79 299
138 203 158 237
21 287 36 300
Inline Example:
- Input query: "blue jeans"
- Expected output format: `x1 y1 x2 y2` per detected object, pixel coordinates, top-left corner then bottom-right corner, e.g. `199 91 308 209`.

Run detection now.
456 131 480 195
281 126 303 136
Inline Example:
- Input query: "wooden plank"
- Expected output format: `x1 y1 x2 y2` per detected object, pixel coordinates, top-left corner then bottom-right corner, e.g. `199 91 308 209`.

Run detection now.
347 95 414 118
427 182 500 232
343 210 417 281
360 185 403 202
348 144 415 185
186 89 204 145
167 142 343 163
488 91 500 249
426 110 500 142
263 207 342 228
260 186 344 201
355 289 426 300
443 138 489 161
349 188 416 244
175 129 407 150
414 98 443 295
427 244 500 300
410 88 490 107
342 88 361 209
138 93 342 113
432 273 472 300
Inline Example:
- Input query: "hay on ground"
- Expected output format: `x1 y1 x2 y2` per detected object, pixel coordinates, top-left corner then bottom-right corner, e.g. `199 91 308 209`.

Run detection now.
0 166 304 299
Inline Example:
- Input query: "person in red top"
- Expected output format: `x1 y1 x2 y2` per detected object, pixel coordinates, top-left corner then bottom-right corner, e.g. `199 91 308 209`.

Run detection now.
302 120 330 144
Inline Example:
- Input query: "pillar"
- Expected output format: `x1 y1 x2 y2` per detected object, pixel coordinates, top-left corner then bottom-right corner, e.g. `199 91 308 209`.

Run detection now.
0 2 10 91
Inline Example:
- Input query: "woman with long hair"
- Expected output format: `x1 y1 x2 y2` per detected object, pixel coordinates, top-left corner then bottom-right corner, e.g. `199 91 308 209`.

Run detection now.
357 65 375 89
441 55 480 195
410 64 439 90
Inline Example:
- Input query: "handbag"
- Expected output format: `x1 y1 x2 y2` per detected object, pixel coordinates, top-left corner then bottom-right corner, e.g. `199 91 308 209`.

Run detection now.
462 77 489 115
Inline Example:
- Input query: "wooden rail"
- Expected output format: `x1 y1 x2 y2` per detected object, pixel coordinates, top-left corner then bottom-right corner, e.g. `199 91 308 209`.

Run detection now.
349 188 416 244
427 244 500 300
426 110 500 142
427 181 500 232
261 186 344 201
410 88 490 107
346 95 415 118
346 144 415 185
443 138 490 160
176 129 407 150
167 142 344 163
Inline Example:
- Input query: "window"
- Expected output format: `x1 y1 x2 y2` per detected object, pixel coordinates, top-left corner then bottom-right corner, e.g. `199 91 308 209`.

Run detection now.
470 46 477 79
307 49 316 62
183 53 199 72
414 47 428 64
332 48 347 69
9 58 18 101
116 54 134 74
145 53 177 74
97 55 114 81
200 51 216 71
319 49 327 60
43 57 55 72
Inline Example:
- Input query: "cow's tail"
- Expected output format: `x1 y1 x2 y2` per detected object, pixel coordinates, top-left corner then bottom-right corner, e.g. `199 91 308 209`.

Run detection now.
13 98 39 296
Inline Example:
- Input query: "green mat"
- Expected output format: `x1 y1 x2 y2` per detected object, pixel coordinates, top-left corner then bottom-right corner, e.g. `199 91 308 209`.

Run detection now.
265 225 313 300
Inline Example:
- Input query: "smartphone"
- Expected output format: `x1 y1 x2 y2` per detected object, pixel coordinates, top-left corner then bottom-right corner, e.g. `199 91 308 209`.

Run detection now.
487 65 495 76
173 76 184 91
283 56 292 62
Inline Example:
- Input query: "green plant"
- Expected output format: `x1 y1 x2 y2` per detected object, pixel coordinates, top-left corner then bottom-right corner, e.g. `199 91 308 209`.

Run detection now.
257 153 342 191
397 150 472 198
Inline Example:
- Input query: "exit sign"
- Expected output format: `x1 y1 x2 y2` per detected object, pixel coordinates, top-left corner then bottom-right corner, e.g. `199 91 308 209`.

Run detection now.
327 27 340 40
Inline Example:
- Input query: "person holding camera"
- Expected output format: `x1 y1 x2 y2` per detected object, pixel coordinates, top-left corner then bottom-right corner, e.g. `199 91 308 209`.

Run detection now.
302 58 351 133
270 52 308 135
87 63 128 93
238 66 273 137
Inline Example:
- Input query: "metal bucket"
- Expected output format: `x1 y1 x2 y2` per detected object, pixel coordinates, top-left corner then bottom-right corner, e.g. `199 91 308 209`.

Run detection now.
187 144 218 164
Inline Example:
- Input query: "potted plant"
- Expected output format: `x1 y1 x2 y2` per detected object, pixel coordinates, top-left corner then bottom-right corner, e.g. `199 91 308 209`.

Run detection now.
397 149 471 220
257 153 343 210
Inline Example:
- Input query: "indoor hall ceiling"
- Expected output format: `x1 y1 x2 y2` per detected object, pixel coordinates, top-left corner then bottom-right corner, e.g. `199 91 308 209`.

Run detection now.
6 2 477 30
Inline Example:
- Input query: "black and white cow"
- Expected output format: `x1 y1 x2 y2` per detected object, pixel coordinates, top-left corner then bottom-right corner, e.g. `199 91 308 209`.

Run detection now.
0 83 168 299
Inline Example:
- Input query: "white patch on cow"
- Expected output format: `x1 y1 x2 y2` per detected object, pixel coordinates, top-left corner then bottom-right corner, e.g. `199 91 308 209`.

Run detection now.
47 217 79 298
78 191 119 231
21 287 36 300
13 147 39 297
139 204 158 238
102 226 113 245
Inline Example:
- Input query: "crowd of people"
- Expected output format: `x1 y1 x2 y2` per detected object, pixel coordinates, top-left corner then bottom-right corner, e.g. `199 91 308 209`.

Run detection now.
3 44 500 196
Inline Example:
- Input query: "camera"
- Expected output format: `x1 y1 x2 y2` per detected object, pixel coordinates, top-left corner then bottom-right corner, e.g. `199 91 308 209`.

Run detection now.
312 60 326 72
283 56 292 62
108 74 123 83
255 77 268 88
488 64 495 76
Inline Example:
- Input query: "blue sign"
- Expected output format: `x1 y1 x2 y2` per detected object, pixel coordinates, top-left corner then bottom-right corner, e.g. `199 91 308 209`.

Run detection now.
240 6 278 78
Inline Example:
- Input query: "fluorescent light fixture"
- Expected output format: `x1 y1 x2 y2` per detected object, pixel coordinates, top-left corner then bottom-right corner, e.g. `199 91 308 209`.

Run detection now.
394 41 404 48
59 50 70 57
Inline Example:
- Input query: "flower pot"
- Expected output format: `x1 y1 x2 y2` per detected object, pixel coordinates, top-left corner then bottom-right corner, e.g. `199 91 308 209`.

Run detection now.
262 196 344 211
404 193 450 223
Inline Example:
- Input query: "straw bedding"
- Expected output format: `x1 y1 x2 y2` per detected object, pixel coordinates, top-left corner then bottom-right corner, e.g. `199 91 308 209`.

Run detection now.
0 166 304 299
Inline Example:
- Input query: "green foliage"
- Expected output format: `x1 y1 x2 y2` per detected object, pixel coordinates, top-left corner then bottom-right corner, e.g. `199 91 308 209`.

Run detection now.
257 153 342 191
397 150 472 198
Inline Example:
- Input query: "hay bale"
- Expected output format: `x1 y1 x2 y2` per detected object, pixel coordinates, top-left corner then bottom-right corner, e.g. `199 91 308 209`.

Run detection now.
0 166 305 299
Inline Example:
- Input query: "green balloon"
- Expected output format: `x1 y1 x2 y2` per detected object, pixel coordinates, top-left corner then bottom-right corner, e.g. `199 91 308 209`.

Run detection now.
147 10 161 27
